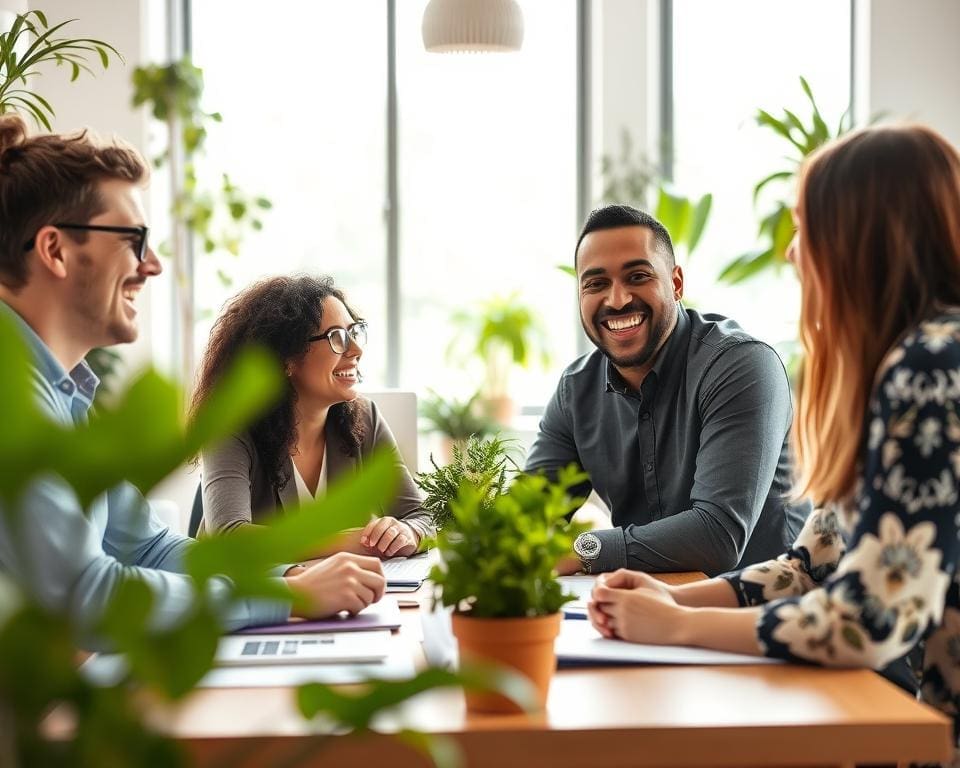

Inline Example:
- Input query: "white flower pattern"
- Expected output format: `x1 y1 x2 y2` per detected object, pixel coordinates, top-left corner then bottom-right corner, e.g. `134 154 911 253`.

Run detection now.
723 312 960 759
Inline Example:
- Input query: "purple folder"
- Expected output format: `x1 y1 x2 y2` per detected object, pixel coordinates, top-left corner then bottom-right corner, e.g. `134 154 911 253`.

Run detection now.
236 596 402 635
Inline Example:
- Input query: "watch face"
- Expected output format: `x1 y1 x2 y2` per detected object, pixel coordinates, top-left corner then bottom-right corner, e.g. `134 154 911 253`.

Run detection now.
576 532 601 559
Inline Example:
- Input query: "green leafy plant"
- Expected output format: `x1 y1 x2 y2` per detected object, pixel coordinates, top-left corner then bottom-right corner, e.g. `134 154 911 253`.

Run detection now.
0 10 120 130
131 57 272 384
718 76 852 284
449 293 549 405
419 389 496 443
0 312 524 767
430 465 589 618
416 434 519 530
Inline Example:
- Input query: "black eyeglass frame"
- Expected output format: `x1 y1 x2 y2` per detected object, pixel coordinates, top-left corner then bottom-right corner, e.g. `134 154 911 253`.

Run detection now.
23 223 150 263
307 321 368 354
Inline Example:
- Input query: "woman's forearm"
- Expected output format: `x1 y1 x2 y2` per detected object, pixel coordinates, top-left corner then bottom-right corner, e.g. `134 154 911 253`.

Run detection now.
676 605 764 655
671 577 741 608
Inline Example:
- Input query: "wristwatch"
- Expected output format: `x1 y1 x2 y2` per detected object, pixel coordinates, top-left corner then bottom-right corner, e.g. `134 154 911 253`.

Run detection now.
573 532 602 574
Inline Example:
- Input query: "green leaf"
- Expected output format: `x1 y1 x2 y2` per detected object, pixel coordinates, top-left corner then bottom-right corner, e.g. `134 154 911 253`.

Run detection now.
297 664 538 730
717 247 776 285
686 193 712 255
753 171 794 204
185 449 399 599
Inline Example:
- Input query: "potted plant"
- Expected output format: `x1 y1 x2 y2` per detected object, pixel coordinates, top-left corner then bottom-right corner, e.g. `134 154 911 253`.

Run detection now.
449 294 550 425
419 389 496 464
430 466 588 713
415 433 518 531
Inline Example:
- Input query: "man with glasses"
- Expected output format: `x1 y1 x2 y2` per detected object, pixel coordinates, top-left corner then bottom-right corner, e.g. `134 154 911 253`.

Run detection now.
0 116 385 644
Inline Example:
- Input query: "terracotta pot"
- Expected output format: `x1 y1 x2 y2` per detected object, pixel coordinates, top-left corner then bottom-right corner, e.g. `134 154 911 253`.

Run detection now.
451 612 561 714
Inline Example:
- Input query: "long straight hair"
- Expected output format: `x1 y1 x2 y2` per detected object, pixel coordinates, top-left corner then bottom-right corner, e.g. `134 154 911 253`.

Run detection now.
794 125 960 504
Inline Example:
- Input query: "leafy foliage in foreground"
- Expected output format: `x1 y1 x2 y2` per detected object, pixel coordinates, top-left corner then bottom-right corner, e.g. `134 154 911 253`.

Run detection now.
0 311 522 767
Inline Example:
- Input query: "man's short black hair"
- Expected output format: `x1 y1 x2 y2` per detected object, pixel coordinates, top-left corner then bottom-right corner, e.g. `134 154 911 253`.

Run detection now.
574 204 675 268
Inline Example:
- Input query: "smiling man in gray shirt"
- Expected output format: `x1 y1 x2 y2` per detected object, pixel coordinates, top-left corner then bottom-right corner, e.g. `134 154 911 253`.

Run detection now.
527 204 807 576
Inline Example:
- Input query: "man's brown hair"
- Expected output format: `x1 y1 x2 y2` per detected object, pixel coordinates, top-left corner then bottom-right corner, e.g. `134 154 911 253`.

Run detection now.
0 114 148 289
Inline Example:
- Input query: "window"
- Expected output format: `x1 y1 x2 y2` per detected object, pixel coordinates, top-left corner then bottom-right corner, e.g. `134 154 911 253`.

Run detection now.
190 3 388 383
395 0 578 404
189 2 579 405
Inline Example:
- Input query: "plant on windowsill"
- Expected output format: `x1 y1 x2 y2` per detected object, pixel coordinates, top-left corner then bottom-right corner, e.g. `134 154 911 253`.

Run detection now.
419 389 496 464
429 466 588 713
448 294 549 426
415 433 519 531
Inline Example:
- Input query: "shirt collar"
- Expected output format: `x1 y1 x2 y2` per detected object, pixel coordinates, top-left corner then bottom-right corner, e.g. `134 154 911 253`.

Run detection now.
603 302 688 399
0 299 100 406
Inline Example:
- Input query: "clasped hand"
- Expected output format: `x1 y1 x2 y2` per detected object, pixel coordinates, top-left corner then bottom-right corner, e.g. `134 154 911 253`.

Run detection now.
588 569 686 645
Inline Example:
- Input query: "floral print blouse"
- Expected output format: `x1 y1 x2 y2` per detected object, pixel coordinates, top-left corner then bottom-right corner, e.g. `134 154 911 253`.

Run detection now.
721 312 960 749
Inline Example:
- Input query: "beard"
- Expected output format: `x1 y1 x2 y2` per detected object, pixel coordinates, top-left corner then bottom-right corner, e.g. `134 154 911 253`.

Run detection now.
581 299 676 370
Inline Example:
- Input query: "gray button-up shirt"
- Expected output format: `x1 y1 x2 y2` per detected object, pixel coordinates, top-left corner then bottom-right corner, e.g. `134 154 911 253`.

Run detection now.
527 307 808 576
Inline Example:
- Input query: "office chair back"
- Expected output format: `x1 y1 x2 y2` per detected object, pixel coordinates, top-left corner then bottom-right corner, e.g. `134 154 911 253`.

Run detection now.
363 390 419 472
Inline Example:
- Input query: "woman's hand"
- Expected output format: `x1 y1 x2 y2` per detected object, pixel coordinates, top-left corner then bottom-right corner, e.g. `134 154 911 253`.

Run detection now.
360 516 420 558
588 569 687 644
285 552 386 618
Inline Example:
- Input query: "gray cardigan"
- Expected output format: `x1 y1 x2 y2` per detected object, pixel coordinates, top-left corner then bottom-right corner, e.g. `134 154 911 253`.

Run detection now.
199 397 433 540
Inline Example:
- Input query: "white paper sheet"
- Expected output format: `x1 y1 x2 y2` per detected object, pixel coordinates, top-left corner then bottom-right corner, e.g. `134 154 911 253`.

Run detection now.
556 620 783 666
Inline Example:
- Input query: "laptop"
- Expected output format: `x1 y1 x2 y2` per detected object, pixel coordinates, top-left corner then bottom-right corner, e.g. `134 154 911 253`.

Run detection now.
214 629 391 666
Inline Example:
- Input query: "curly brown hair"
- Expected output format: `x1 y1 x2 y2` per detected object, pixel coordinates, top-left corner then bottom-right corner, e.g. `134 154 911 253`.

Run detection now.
191 274 366 495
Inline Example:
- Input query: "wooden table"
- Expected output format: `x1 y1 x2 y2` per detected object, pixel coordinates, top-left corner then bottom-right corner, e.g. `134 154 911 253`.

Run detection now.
147 572 953 768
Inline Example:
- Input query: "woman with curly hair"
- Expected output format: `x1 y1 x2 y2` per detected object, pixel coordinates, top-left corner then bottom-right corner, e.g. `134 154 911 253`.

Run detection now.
587 125 960 752
193 275 433 562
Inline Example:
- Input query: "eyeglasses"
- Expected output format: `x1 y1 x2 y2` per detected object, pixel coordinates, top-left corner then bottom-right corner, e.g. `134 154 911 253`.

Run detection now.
23 223 150 263
308 321 368 354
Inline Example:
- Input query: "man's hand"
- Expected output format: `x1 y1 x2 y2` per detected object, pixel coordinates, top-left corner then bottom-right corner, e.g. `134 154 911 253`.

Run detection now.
285 552 386 618
360 516 419 558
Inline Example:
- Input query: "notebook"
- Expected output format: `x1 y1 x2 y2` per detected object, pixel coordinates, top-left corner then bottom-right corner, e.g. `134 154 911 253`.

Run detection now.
237 596 402 635
383 551 435 590
215 629 391 666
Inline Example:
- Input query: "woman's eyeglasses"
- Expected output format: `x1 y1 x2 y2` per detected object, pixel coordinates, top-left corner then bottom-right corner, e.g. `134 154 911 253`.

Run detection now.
308 321 368 354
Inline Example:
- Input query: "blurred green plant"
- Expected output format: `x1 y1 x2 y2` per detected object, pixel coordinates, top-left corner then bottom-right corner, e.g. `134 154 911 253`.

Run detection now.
419 389 496 444
449 294 549 403
718 76 852 284
131 58 272 269
0 312 524 767
415 434 519 530
0 10 120 130
430 465 588 618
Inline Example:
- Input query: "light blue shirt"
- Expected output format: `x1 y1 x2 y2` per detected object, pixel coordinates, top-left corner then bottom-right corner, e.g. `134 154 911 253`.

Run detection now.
0 301 290 647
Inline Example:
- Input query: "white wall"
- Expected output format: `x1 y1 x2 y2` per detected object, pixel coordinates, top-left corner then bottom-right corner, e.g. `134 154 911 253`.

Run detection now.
857 0 960 143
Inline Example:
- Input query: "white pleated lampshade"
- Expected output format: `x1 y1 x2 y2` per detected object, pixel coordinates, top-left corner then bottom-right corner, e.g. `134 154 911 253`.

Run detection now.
422 0 524 53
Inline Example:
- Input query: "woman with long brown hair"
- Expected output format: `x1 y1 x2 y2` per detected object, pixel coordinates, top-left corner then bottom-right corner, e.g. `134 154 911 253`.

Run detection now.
193 275 433 559
587 125 960 745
